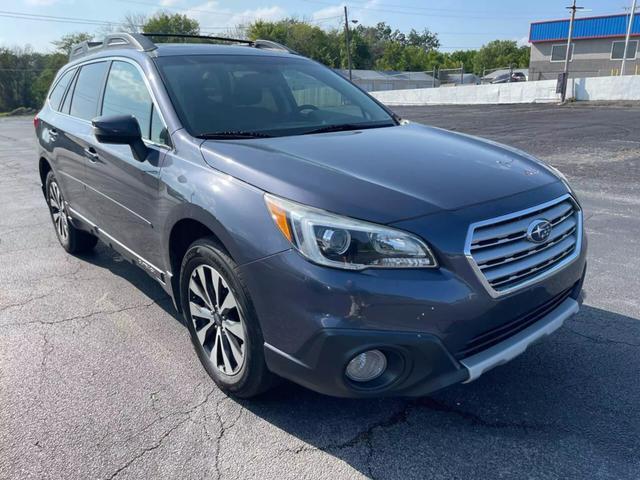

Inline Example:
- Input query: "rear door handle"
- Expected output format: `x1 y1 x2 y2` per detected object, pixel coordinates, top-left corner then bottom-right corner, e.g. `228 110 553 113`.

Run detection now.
84 147 99 162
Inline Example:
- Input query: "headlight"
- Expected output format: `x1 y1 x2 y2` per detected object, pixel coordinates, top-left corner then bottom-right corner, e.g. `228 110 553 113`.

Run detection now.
265 194 437 270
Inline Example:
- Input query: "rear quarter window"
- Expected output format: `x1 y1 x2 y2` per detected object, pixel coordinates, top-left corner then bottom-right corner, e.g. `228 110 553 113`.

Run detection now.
48 69 75 111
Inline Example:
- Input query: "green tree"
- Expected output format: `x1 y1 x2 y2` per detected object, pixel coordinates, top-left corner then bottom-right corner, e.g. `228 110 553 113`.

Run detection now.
247 19 341 67
473 40 530 75
52 32 94 55
441 49 478 70
406 28 440 50
143 12 200 41
375 43 443 71
31 53 67 107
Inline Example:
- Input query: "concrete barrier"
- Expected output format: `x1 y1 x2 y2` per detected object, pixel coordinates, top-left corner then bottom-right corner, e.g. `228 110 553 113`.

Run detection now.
572 75 640 101
371 75 640 105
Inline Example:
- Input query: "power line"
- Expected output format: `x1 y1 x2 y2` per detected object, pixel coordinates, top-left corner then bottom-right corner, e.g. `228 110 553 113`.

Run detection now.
0 10 240 32
317 0 551 16
298 0 549 20
112 0 285 24
0 9 503 39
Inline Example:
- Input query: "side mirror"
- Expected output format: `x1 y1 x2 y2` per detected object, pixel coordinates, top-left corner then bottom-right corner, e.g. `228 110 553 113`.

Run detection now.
92 114 148 162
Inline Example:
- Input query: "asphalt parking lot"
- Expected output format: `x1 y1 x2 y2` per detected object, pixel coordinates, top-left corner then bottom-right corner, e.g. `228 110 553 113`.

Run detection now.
1 103 639 479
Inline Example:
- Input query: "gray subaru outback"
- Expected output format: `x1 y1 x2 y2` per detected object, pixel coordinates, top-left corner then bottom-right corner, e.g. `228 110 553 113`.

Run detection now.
34 33 586 398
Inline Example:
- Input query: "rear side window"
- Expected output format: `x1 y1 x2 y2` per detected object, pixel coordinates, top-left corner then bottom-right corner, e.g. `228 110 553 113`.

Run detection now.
60 73 77 114
102 61 167 144
48 69 75 111
70 62 108 121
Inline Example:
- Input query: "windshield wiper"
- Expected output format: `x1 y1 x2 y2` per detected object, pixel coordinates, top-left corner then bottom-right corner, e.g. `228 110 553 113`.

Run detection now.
197 131 273 139
302 122 395 135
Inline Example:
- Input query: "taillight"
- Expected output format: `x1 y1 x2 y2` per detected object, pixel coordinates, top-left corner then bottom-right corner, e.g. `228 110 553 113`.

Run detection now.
33 116 40 130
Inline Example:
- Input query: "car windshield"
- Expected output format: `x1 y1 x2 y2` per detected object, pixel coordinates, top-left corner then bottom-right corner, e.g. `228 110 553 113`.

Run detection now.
155 54 396 138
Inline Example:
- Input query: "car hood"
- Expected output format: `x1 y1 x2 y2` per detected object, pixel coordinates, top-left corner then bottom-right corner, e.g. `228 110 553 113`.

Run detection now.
199 123 560 224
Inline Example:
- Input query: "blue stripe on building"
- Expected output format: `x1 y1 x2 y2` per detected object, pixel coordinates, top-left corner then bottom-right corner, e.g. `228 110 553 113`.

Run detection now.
530 14 640 42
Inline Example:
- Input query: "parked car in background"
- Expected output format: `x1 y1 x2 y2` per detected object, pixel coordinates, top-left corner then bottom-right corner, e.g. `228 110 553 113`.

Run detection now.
491 72 527 84
34 33 586 399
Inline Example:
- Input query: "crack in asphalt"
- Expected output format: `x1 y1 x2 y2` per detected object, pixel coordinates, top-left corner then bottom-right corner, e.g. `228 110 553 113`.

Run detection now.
0 292 52 313
566 327 640 347
212 398 244 480
104 388 218 480
105 416 191 480
40 331 53 371
280 396 543 479
0 296 170 329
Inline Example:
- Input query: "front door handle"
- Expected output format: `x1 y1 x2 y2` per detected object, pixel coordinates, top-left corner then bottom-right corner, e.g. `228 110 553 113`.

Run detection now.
84 147 99 162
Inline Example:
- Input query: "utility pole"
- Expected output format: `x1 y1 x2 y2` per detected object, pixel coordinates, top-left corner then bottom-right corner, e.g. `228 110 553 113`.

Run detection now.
561 0 583 102
621 0 638 75
344 6 353 81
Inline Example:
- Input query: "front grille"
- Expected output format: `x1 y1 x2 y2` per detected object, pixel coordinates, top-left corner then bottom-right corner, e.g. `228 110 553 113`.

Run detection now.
467 195 581 294
456 285 574 359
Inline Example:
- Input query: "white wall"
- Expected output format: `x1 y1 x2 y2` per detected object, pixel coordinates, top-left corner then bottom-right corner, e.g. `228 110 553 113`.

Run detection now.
370 75 640 105
572 75 640 101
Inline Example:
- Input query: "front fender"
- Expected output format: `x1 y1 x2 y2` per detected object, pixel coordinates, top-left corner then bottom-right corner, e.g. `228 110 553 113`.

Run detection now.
159 161 291 272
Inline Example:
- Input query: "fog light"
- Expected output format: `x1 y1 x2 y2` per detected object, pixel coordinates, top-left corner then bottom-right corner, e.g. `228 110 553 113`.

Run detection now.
345 349 387 382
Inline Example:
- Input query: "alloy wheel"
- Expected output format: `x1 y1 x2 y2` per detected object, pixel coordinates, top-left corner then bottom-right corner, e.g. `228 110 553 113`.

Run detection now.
48 181 69 241
188 264 247 375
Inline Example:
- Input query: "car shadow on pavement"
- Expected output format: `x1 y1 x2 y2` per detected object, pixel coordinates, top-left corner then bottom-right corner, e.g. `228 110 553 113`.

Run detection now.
76 246 640 478
238 304 640 478
76 243 182 322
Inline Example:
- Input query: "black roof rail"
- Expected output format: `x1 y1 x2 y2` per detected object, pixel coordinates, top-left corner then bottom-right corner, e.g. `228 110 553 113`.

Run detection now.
253 39 298 54
142 33 251 44
142 33 298 54
69 33 157 61
68 32 298 61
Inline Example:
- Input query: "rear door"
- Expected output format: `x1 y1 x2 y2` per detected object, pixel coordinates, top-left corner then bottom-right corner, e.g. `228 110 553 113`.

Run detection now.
57 61 110 220
82 59 170 269
37 68 86 205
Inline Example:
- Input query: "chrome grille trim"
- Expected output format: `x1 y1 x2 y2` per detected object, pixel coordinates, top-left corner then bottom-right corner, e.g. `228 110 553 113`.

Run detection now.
464 194 583 297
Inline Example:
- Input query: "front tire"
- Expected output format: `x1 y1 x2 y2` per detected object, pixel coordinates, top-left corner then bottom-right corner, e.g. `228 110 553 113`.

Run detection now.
179 238 274 398
45 171 98 254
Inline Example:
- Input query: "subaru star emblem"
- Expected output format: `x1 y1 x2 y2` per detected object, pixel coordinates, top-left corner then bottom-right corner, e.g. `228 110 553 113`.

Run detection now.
527 219 552 243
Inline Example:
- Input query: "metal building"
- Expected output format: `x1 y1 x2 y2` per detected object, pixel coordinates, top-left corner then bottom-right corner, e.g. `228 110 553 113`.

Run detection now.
529 13 640 80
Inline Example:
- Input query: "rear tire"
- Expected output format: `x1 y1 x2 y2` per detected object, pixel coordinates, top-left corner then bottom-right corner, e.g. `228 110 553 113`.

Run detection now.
45 171 98 254
179 237 274 398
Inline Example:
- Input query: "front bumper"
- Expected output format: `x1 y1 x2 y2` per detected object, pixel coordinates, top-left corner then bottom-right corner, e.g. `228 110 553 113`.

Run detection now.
240 244 586 398
239 186 587 398
259 280 583 398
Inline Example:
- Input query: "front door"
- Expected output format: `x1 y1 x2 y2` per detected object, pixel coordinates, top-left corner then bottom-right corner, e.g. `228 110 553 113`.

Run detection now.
82 60 170 270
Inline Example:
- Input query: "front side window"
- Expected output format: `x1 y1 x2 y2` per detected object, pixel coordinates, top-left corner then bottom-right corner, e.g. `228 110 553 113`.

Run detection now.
48 69 75 111
611 40 638 60
551 44 574 62
70 62 108 121
155 55 395 138
102 61 161 142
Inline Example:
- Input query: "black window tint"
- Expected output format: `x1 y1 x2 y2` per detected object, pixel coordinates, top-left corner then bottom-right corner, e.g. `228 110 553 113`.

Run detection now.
70 62 108 121
48 69 74 111
102 61 155 139
61 72 77 114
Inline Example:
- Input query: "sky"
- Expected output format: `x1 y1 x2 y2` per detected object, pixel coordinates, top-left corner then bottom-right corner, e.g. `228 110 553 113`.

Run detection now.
0 0 634 53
